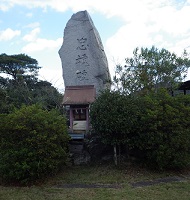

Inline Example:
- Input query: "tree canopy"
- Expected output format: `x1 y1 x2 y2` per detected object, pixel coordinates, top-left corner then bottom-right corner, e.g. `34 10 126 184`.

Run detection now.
0 53 40 81
0 53 62 113
113 46 190 94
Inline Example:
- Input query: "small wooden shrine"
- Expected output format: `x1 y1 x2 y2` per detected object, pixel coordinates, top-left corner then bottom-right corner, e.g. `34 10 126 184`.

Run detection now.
63 85 96 139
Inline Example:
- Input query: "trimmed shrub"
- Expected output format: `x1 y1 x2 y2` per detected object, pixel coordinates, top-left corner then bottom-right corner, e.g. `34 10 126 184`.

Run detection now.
90 90 140 165
0 105 70 185
131 90 190 169
90 90 139 146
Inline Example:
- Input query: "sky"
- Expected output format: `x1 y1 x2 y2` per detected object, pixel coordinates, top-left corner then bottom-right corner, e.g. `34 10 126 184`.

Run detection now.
1 0 190 93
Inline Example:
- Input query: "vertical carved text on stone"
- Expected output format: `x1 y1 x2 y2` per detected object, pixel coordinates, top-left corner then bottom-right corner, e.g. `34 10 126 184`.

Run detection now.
77 37 88 50
76 54 89 66
76 70 88 81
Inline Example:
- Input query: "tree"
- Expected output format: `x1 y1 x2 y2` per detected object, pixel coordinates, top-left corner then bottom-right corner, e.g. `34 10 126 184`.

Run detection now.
90 90 139 165
113 46 190 94
89 46 190 168
0 104 70 185
0 53 40 81
0 54 62 113
31 80 63 110
0 53 40 111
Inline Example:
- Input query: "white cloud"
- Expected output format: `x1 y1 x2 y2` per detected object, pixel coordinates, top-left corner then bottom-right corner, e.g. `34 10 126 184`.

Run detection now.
0 28 21 41
22 22 63 55
169 34 190 55
149 5 190 36
104 0 190 61
22 37 62 53
25 22 40 29
2 0 190 84
0 1 12 11
6 0 189 40
23 27 40 42
26 12 33 17
101 0 190 79
0 0 165 14
38 68 64 92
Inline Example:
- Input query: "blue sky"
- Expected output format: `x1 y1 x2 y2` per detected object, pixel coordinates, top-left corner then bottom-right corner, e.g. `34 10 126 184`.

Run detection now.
1 0 190 92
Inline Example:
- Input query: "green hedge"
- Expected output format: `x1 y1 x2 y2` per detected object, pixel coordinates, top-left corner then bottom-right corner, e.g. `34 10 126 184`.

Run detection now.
131 90 190 169
0 105 70 184
90 89 190 169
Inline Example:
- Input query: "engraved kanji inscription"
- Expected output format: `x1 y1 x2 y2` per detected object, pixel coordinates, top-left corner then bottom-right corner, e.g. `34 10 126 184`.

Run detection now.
76 54 89 66
77 37 88 50
76 70 88 81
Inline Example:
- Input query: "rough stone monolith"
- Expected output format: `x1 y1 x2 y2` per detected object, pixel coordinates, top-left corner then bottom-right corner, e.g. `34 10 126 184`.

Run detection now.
59 10 111 94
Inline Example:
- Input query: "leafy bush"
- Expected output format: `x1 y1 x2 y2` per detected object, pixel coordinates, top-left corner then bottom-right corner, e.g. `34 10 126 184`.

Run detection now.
0 105 70 184
90 90 140 165
90 89 139 146
132 90 190 169
90 89 190 169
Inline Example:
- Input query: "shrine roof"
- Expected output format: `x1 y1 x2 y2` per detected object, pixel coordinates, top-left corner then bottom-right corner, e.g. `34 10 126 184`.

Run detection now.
62 85 96 105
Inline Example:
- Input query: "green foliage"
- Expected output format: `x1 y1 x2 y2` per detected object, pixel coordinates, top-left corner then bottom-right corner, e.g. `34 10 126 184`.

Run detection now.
131 89 190 169
113 46 190 94
0 105 70 184
109 46 190 169
90 88 190 169
90 90 139 146
0 53 40 80
30 80 63 110
0 53 63 113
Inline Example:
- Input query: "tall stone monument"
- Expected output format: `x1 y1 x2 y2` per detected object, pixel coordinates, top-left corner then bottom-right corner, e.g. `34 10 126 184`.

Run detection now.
59 10 111 94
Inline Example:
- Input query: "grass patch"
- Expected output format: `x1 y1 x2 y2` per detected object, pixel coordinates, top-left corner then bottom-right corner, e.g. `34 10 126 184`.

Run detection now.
0 164 190 200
